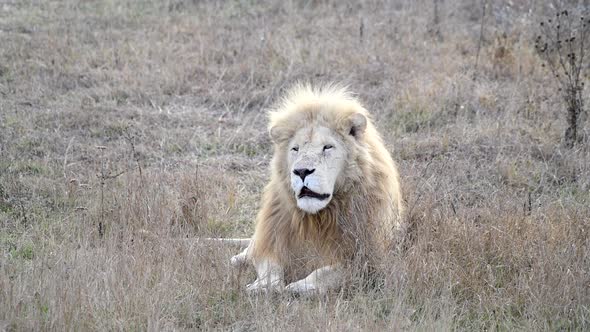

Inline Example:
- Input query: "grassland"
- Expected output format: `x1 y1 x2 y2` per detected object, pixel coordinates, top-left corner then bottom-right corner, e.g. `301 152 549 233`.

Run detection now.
1 0 589 330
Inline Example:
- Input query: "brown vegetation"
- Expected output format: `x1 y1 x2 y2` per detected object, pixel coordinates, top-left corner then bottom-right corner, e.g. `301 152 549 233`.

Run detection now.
0 0 589 330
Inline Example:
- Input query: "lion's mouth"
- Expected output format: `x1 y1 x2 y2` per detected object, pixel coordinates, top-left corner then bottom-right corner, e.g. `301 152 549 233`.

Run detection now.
298 187 331 200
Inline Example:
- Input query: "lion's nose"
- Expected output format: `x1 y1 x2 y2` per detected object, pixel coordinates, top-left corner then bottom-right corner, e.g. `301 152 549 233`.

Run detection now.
293 168 315 181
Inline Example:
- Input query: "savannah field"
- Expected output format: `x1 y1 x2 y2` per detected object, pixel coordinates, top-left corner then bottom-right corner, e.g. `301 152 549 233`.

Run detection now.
1 0 589 330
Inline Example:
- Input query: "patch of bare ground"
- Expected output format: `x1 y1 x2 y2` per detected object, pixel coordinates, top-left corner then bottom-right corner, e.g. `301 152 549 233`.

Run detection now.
0 0 589 330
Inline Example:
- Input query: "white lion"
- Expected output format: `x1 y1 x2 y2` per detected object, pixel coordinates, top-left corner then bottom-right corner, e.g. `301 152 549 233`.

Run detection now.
229 84 404 296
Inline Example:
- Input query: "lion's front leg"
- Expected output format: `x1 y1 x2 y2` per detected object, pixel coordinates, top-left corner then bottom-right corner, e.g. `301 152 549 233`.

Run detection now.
246 258 285 293
285 264 344 296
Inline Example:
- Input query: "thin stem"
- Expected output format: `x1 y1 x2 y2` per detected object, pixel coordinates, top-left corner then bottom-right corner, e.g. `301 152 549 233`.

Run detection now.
473 0 487 79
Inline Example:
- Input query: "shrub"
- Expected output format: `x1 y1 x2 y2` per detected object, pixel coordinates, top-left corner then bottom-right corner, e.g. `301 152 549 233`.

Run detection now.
535 10 589 147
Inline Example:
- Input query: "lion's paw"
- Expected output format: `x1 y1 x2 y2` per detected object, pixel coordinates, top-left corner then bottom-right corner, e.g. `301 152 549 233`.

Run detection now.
285 279 318 297
246 278 284 294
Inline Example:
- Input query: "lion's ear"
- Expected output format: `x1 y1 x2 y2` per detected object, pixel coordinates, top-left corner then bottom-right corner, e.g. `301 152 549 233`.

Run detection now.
347 113 367 138
269 125 288 144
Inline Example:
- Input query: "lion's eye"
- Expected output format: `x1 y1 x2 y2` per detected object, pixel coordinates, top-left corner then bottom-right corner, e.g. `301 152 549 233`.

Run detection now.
323 145 334 151
291 146 299 152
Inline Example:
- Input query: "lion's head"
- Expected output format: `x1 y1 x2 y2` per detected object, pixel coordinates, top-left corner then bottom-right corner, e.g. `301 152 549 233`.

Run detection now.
268 85 369 214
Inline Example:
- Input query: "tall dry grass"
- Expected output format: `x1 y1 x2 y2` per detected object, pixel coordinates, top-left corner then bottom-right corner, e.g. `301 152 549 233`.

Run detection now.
1 0 589 330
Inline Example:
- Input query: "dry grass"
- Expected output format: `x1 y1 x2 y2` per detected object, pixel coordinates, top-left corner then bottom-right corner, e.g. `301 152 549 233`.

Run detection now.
1 0 589 330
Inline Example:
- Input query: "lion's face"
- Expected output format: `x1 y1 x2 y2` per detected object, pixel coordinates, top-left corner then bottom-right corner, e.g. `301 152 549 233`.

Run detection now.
287 126 347 214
